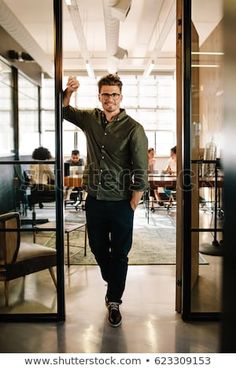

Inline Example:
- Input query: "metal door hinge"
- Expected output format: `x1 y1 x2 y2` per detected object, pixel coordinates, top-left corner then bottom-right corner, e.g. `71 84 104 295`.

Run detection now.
176 278 182 287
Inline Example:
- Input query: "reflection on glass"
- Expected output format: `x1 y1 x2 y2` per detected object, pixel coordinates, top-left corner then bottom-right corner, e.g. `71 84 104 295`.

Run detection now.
18 74 40 155
0 209 57 313
0 0 57 316
0 60 14 157
191 0 223 313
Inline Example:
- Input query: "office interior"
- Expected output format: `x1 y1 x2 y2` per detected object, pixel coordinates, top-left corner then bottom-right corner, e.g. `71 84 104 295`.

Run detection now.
0 0 236 353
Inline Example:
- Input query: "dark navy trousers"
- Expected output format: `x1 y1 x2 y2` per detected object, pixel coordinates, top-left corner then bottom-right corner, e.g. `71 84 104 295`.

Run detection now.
85 195 134 303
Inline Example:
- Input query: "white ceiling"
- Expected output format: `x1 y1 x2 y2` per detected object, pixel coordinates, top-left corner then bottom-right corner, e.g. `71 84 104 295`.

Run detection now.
1 0 176 77
0 0 224 78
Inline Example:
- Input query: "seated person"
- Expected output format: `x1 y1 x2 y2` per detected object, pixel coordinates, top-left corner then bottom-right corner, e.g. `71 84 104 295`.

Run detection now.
28 146 55 209
148 148 161 210
161 146 177 201
148 148 157 174
65 149 85 204
29 146 55 186
66 149 84 175
162 146 176 175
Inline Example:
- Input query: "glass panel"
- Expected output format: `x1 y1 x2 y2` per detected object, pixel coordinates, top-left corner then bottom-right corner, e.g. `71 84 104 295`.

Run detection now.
0 1 57 316
0 162 57 314
0 60 14 156
41 77 55 155
190 0 223 313
18 74 40 154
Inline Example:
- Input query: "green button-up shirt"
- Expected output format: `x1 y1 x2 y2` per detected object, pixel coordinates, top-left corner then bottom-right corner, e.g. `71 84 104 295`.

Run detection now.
63 106 148 201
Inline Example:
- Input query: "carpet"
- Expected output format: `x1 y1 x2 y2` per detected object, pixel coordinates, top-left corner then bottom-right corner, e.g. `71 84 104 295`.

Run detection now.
37 206 208 265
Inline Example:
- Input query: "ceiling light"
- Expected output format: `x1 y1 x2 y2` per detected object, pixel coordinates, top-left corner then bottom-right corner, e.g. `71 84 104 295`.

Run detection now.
191 64 219 68
110 0 132 21
191 52 224 56
113 47 128 60
64 0 72 5
85 61 95 78
143 60 155 77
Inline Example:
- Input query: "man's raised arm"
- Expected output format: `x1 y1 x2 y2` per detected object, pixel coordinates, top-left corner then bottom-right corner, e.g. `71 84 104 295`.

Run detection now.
63 76 80 107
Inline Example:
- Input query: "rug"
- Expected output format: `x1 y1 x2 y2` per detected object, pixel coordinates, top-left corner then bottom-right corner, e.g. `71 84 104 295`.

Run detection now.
37 206 208 265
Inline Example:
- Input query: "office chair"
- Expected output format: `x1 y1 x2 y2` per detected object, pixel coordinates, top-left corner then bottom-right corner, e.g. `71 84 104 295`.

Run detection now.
13 165 30 217
65 187 84 211
0 212 57 306
64 162 85 211
27 184 56 224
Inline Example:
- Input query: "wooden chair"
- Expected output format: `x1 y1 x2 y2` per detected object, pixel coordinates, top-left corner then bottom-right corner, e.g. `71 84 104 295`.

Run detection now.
0 212 56 306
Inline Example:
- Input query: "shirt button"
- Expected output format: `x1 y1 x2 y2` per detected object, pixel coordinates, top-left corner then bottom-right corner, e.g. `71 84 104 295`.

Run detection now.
100 169 103 172
104 133 107 136
101 156 104 159
99 182 101 185
101 145 104 148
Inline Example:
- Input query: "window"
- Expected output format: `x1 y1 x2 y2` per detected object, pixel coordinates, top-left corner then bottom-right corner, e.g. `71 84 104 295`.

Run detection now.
41 74 176 158
0 60 14 156
18 74 40 155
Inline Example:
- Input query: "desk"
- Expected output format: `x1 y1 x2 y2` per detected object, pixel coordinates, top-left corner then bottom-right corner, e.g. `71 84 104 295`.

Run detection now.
148 174 223 189
145 175 176 222
149 174 176 189
199 176 224 188
64 176 82 187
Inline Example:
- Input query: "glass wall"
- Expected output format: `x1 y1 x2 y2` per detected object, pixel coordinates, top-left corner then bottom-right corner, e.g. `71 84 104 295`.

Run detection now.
41 76 55 154
0 59 14 157
0 1 58 319
189 0 223 314
18 73 40 155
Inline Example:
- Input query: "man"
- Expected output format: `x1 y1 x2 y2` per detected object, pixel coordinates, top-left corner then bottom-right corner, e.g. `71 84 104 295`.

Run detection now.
63 74 148 327
65 149 84 176
67 149 84 167
65 149 85 203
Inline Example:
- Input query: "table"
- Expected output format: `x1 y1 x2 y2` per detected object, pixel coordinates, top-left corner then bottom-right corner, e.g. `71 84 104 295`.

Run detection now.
148 174 223 189
148 174 176 189
64 176 82 187
34 221 87 267
144 175 177 222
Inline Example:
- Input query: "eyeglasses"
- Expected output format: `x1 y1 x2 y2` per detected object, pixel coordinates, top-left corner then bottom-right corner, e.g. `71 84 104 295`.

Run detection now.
100 93 121 100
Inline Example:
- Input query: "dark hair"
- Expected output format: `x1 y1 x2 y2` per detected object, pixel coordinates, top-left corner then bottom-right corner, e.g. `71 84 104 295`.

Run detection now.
32 146 52 160
171 146 176 154
148 148 154 153
97 74 123 93
71 149 80 156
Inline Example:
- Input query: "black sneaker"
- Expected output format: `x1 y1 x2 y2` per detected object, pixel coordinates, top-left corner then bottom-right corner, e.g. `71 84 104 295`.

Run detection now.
107 302 122 327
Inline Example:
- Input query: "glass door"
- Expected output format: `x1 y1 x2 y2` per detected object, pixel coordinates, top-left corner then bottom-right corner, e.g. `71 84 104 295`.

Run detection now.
182 0 223 319
0 0 64 321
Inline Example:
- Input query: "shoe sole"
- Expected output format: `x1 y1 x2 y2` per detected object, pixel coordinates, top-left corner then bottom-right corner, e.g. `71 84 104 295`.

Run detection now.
108 318 122 328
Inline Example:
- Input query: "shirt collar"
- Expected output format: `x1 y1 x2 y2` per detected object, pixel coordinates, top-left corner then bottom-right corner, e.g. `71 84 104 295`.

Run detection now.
101 108 126 123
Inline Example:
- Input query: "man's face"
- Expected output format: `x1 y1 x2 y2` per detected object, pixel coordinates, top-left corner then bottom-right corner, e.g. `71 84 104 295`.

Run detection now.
71 154 79 163
98 85 122 114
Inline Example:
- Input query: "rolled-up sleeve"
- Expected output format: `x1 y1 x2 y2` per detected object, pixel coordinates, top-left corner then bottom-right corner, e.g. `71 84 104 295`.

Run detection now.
129 125 148 192
63 105 90 131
